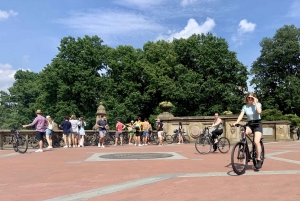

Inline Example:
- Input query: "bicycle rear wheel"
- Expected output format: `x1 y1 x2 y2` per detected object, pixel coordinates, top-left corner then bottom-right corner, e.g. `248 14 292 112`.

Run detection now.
195 137 212 154
231 142 248 175
11 135 18 152
183 134 190 144
253 140 265 168
16 135 28 154
218 137 230 153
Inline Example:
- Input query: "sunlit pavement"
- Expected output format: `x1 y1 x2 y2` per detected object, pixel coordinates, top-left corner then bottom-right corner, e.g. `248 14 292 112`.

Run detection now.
0 140 300 201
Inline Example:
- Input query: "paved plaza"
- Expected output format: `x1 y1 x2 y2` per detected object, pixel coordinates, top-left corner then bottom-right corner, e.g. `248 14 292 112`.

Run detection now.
0 140 300 201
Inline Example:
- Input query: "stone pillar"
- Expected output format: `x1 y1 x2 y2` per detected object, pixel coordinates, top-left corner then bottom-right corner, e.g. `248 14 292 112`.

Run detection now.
93 102 107 129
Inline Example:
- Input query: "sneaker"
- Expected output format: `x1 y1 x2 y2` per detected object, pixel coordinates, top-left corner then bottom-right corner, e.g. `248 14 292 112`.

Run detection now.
98 143 101 148
78 145 81 147
114 144 117 146
255 160 263 169
144 144 148 146
138 144 143 146
158 144 163 146
101 145 105 148
68 145 71 148
63 145 68 148
46 146 52 149
129 143 133 145
135 144 137 146
35 149 43 152
177 142 181 144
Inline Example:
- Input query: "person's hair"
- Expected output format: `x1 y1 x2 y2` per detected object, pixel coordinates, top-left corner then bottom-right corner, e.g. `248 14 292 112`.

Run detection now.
215 113 219 116
179 122 182 126
79 117 84 126
244 92 258 103
47 117 53 124
70 115 76 120
64 116 69 120
144 118 148 121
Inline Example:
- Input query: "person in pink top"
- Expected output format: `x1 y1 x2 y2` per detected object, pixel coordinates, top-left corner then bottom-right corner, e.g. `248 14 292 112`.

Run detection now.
114 119 126 146
23 110 48 153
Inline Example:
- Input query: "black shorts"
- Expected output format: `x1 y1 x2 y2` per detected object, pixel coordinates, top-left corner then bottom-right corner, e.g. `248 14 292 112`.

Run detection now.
36 131 45 141
135 132 142 136
247 120 263 133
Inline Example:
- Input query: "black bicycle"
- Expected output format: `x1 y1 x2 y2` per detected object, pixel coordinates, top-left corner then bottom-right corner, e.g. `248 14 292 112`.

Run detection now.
231 123 265 175
166 131 190 144
195 126 230 154
10 127 28 154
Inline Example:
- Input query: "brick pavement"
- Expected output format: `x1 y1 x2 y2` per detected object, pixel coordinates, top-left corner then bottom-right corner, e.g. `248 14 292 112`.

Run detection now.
0 141 299 201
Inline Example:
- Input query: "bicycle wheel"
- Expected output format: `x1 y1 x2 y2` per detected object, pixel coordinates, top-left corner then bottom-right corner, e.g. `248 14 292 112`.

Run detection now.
29 137 39 149
16 135 28 154
11 135 18 152
195 137 212 154
183 134 190 144
231 142 248 175
166 135 173 144
253 140 265 168
218 137 230 153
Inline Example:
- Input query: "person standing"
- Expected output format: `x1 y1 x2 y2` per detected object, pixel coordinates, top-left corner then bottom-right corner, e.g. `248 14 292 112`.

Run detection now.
69 115 79 147
114 119 126 146
297 127 300 140
134 117 143 146
78 117 86 147
177 122 183 144
210 113 223 152
59 116 72 148
142 118 150 145
45 115 54 149
233 92 263 169
23 110 48 152
126 120 135 145
156 118 164 146
97 115 107 148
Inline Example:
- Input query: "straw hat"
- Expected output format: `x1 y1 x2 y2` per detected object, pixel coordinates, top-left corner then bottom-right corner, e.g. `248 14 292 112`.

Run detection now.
36 110 42 114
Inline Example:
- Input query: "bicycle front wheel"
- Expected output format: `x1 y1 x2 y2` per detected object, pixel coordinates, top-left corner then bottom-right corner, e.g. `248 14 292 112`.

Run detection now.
218 137 230 153
11 135 18 152
231 142 248 175
16 135 28 154
195 137 211 154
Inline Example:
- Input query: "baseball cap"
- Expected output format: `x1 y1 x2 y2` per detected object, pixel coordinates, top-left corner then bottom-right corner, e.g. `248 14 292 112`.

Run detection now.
46 115 50 118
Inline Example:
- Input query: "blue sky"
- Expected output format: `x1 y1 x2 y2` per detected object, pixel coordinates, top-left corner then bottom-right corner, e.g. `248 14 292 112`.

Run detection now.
0 0 299 92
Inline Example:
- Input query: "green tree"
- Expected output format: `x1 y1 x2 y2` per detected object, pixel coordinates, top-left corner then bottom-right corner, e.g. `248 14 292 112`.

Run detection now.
251 25 300 114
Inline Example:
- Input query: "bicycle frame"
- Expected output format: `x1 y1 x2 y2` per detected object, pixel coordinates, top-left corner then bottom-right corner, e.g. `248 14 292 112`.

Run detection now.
238 125 258 162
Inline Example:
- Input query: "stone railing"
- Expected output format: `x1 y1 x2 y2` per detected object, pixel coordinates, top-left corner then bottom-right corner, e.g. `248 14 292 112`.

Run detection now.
160 115 291 143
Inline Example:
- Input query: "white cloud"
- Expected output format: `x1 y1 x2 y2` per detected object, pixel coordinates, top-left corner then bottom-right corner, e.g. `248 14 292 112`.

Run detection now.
181 0 197 7
0 10 18 20
156 18 215 41
232 19 256 46
114 0 165 9
57 10 163 40
238 19 256 34
0 63 16 92
287 0 300 18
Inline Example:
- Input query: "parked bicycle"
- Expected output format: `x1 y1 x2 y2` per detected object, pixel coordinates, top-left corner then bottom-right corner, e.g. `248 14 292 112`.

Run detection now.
166 130 190 144
231 123 265 175
195 126 230 154
10 127 28 154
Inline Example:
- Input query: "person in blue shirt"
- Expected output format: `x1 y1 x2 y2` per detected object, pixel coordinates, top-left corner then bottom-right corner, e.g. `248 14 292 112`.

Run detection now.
233 92 263 169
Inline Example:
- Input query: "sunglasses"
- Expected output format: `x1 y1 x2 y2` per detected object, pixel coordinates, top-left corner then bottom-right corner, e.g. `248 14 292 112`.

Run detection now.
247 97 254 100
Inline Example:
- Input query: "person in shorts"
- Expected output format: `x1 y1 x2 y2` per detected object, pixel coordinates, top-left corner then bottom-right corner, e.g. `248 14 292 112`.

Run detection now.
59 116 72 148
69 115 79 147
97 115 107 148
45 115 54 149
77 117 86 147
114 119 125 146
126 120 135 144
142 118 150 145
156 118 164 146
23 110 48 152
134 117 143 146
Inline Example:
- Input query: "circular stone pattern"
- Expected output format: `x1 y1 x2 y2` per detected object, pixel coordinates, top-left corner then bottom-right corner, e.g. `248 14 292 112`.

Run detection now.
100 153 173 159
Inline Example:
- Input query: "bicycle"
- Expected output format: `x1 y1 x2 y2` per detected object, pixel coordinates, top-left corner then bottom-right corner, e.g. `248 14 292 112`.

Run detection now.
195 126 230 154
10 127 28 154
231 123 265 175
166 130 190 144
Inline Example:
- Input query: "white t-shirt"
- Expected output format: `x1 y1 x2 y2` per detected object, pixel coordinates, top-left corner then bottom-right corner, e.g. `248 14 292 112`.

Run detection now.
69 120 79 132
242 102 262 121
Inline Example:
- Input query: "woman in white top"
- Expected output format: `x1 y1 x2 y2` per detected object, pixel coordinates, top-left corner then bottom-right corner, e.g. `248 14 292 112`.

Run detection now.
233 92 263 169
45 115 55 149
69 115 79 147
78 117 86 147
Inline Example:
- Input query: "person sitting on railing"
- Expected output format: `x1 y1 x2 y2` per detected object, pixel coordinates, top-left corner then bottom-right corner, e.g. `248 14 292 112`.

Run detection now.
209 113 223 152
